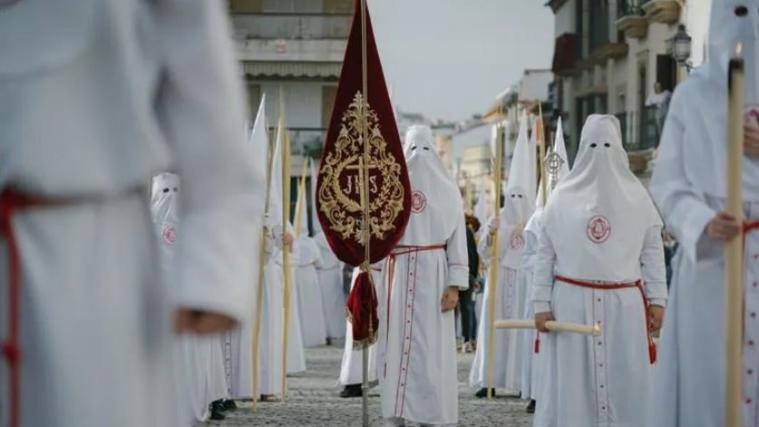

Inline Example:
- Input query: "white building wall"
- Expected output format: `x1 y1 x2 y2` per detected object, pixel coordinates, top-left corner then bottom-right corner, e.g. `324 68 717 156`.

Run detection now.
684 0 712 67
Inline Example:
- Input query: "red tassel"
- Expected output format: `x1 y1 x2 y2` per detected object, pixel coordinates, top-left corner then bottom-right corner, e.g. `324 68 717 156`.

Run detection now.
649 342 657 364
345 271 379 349
533 334 540 354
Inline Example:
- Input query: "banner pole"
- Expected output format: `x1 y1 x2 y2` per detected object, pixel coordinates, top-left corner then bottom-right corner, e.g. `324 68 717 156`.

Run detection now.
486 121 505 399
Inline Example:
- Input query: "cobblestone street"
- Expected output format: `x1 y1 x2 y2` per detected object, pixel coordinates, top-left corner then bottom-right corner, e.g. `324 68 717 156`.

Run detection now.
206 345 533 426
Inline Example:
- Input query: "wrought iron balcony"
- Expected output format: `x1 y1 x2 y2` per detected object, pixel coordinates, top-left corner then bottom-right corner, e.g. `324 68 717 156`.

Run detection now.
616 0 648 39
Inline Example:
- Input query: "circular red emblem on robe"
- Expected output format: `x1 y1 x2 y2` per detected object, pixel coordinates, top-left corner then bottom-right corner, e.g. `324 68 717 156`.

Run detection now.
509 232 524 250
162 225 177 245
587 215 611 244
411 191 427 213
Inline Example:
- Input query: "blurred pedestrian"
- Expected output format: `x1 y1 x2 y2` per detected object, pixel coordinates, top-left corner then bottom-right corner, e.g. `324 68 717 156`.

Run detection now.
460 214 481 352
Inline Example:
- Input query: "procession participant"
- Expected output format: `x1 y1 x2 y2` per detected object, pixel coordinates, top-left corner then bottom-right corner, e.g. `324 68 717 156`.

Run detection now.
532 115 667 427
315 231 347 344
648 1 759 424
251 219 295 401
152 174 228 424
519 116 570 414
312 157 346 344
222 100 293 403
338 263 384 398
381 125 468 427
292 185 328 348
0 2 263 426
470 115 536 398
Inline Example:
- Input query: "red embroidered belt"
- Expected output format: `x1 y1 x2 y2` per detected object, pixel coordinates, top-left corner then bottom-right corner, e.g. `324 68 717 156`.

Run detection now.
0 189 75 427
554 275 658 364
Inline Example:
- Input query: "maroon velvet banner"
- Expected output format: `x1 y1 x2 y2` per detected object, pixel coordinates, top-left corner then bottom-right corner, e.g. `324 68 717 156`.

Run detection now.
316 0 411 267
316 0 411 346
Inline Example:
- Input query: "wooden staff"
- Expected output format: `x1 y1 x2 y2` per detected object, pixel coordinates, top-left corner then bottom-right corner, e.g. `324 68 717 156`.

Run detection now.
251 120 275 411
280 101 293 400
537 104 548 207
294 159 310 239
359 1 372 424
486 122 505 399
494 319 601 337
725 46 745 427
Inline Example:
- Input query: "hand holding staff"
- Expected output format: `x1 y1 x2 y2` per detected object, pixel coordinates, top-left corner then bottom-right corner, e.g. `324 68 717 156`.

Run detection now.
496 319 602 337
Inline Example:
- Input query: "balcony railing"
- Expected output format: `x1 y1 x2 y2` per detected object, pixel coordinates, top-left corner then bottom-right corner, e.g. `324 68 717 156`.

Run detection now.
617 0 648 18
232 14 351 40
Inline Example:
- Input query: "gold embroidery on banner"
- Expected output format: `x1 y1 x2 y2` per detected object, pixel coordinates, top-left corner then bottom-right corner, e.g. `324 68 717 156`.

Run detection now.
319 91 405 244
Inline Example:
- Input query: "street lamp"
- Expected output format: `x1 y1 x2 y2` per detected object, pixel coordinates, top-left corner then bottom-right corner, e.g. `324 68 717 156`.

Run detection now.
672 24 693 71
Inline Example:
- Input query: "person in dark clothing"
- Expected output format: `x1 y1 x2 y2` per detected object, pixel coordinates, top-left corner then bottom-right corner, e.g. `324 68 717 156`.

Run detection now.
460 214 481 351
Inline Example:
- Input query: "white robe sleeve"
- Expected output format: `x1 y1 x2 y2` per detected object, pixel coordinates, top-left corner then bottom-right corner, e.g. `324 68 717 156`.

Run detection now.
650 88 718 265
446 215 469 290
532 223 556 314
154 1 263 322
521 229 538 271
640 226 668 307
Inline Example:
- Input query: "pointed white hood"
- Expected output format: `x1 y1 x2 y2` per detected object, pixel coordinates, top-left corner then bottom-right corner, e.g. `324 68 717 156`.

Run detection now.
498 112 537 268
402 125 463 244
151 173 180 226
544 115 661 281
664 0 759 201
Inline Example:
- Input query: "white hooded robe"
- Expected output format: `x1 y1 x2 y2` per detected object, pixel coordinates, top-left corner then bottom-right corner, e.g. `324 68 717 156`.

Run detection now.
380 125 468 426
151 174 228 426
470 114 536 394
532 115 667 427
0 2 263 426
648 1 759 425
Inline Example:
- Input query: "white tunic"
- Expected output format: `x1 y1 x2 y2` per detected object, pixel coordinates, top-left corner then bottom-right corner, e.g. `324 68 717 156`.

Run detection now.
293 235 328 348
286 262 307 374
648 66 759 426
532 115 667 427
0 2 262 426
519 210 544 401
151 175 228 425
381 126 469 426
339 266 384 386
468 219 525 393
315 232 346 340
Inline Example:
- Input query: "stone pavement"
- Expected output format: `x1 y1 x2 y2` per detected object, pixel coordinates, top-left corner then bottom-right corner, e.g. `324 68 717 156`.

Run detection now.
206 345 533 427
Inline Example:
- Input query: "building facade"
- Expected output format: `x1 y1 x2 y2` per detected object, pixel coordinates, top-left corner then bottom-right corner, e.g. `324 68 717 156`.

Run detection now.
229 0 352 231
548 0 709 178
229 0 351 157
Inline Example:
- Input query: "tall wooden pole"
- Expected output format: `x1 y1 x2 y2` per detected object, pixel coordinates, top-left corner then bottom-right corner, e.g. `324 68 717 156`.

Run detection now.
537 105 548 207
486 122 505 399
280 102 293 400
359 1 372 425
725 51 745 427
294 159 310 239
251 124 275 411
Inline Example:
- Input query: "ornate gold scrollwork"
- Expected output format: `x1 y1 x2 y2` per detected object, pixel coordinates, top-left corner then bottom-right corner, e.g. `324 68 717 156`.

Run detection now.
319 91 405 244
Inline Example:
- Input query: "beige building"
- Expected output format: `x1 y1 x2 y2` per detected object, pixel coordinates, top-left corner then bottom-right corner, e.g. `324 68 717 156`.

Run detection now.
229 0 352 230
548 0 709 178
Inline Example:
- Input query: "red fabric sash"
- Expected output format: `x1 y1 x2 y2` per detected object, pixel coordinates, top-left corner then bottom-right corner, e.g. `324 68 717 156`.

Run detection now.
554 275 657 364
1 190 69 427
744 220 759 243
383 244 446 375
